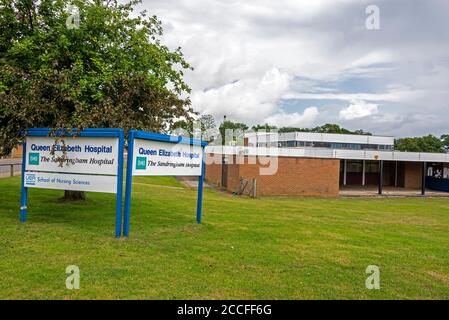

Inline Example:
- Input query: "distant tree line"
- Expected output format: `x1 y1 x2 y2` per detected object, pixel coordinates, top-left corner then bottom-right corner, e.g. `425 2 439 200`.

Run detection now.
173 118 372 143
251 123 372 135
173 116 449 153
395 135 449 153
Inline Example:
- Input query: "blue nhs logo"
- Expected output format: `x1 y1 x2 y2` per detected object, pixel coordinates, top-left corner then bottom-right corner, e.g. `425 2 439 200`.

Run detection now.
25 173 36 186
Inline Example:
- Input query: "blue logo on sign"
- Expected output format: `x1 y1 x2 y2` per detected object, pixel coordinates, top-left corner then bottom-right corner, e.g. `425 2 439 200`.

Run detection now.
26 173 36 185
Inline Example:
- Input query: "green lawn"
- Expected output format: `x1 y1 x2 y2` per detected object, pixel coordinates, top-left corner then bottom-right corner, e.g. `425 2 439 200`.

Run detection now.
0 175 448 299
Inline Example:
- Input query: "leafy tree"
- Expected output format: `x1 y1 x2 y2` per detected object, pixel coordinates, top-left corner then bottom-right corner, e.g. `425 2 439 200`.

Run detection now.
0 0 193 199
0 0 192 154
171 114 216 141
219 120 248 145
252 123 277 132
353 129 372 136
278 127 305 133
198 114 216 142
395 135 444 153
278 123 372 135
394 138 419 152
199 114 216 132
171 119 192 135
312 123 353 134
441 134 449 153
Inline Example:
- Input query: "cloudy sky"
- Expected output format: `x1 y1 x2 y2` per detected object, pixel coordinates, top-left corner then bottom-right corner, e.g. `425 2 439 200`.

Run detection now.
138 0 449 137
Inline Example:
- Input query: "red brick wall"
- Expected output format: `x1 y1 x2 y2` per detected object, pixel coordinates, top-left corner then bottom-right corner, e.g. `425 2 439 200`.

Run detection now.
205 154 340 196
205 155 222 186
10 145 23 158
227 159 241 192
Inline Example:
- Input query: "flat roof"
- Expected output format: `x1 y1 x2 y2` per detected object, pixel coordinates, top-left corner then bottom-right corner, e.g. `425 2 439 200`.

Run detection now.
245 132 394 146
205 146 449 163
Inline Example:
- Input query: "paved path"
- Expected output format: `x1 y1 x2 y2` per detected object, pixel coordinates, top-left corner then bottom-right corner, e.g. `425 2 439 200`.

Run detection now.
176 176 211 189
340 186 449 197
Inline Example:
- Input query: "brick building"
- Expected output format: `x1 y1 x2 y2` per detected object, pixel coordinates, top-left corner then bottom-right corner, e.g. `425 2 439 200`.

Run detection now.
205 132 449 197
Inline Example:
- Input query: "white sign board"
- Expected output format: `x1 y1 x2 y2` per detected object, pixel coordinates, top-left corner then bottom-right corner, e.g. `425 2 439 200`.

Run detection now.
24 172 117 193
25 136 118 175
24 136 119 193
132 139 203 176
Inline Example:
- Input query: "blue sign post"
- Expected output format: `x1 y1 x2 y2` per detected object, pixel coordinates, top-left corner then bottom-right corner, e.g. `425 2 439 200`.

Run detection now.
123 130 207 237
19 128 125 238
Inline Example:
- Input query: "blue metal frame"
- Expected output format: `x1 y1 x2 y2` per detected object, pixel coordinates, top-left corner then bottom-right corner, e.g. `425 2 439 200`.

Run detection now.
20 128 125 238
196 147 206 224
123 130 135 237
115 130 125 237
123 130 207 237
131 130 208 147
20 140 28 222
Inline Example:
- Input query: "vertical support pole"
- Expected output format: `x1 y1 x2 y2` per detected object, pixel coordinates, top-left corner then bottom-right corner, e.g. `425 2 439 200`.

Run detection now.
221 150 225 188
395 161 398 188
362 160 366 186
20 141 28 222
221 115 226 187
10 164 14 177
196 146 205 224
252 178 257 198
123 131 134 237
115 130 125 238
422 162 427 196
378 160 384 195
343 159 347 186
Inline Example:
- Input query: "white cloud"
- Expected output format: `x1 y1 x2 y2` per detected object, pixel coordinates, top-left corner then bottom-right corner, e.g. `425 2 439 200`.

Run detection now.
264 107 319 127
339 100 379 120
348 50 395 68
191 68 291 123
135 0 449 136
284 87 426 103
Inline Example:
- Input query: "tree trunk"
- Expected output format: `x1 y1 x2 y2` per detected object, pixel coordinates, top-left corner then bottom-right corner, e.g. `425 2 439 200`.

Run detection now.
63 190 86 201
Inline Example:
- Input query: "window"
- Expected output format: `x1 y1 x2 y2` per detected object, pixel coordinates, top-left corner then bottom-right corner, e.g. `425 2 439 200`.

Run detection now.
347 160 363 173
365 161 379 173
331 143 343 149
314 142 331 148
